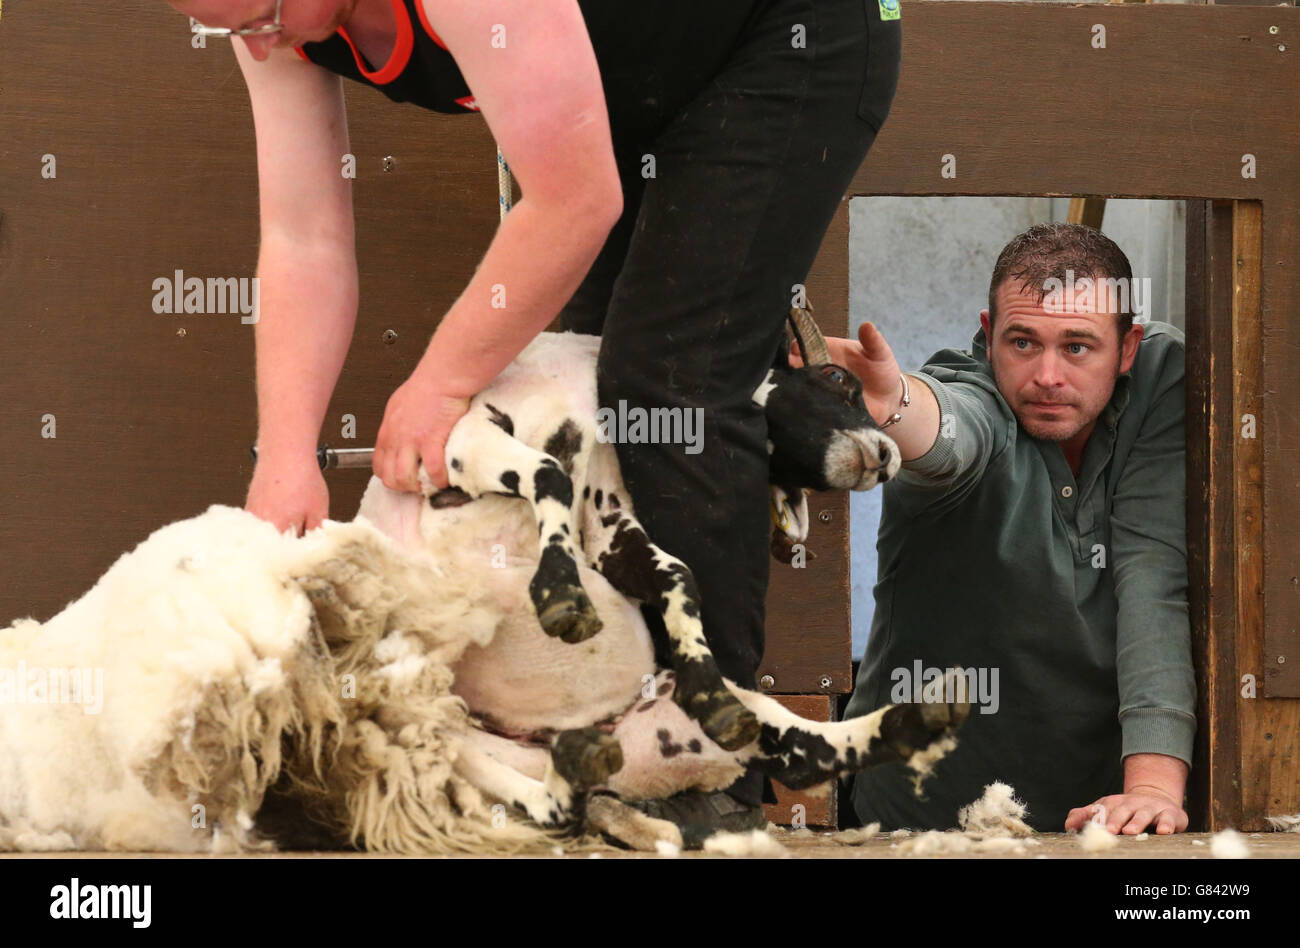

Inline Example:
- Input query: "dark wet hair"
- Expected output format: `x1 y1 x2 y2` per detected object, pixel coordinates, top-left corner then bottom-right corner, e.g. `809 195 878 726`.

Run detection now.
988 223 1136 340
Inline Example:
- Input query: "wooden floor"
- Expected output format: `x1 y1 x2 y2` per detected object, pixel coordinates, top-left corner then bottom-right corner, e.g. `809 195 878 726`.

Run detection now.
9 828 1299 858
758 828 1300 859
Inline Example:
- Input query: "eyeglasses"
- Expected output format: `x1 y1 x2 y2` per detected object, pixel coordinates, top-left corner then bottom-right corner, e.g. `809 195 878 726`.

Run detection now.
191 0 283 37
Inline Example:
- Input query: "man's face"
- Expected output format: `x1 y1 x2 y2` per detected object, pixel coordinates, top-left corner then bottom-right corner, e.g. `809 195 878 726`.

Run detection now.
980 280 1142 447
171 1 357 57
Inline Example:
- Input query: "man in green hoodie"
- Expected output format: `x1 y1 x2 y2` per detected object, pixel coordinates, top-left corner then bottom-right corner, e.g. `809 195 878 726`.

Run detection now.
833 223 1194 836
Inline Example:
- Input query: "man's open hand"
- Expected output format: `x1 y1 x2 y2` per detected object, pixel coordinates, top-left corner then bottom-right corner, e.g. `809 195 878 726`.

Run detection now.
1065 789 1188 835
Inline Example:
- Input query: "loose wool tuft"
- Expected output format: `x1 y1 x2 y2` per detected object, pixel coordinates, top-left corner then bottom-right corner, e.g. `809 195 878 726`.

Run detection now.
0 505 568 854
1209 828 1251 859
702 829 789 858
956 782 1035 839
829 823 881 845
1077 820 1119 852
1266 814 1300 833
896 831 973 856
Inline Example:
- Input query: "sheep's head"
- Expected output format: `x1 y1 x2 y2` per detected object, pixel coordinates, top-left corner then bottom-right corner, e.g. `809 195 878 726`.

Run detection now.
756 304 901 552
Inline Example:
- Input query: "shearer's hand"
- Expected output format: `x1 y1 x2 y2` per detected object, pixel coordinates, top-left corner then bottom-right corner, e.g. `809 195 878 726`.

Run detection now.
1064 789 1188 836
789 321 906 427
374 366 472 493
246 453 330 537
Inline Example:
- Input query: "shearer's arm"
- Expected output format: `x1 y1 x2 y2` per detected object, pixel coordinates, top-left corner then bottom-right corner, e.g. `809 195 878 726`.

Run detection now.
411 0 624 399
233 39 358 533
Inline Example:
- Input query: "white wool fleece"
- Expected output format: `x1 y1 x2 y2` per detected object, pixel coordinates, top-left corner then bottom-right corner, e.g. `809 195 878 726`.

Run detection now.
0 505 500 853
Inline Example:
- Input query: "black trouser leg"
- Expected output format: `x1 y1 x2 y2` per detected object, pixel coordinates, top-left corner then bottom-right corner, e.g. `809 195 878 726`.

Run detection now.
562 0 899 808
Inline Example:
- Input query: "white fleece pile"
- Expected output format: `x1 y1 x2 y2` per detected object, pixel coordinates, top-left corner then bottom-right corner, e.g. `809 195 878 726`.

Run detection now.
956 782 1035 839
893 783 1039 856
0 505 546 854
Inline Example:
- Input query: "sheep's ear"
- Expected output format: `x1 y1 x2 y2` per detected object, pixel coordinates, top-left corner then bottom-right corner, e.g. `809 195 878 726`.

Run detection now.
769 485 810 543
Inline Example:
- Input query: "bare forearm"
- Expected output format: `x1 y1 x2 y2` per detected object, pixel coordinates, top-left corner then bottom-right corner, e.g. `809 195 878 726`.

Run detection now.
419 196 617 396
1124 753 1188 804
253 238 359 462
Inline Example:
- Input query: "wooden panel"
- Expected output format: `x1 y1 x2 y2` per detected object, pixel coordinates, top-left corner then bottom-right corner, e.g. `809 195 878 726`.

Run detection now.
1183 198 1211 831
855 5 1298 202
1068 197 1107 230
762 694 837 828
760 204 852 695
1186 201 1242 832
1232 202 1300 826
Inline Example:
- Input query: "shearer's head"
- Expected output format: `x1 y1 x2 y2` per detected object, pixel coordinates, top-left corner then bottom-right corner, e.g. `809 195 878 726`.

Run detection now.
171 0 357 60
980 223 1144 450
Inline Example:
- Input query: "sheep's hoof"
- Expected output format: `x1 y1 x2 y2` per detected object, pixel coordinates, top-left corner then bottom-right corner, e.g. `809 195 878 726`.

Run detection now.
879 694 966 762
696 696 761 752
533 583 603 644
552 728 624 789
671 660 760 751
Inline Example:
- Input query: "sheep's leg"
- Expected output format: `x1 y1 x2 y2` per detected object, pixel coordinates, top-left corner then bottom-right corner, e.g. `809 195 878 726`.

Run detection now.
726 669 969 789
582 499 760 753
443 409 601 644
608 669 970 797
454 728 624 832
586 795 684 852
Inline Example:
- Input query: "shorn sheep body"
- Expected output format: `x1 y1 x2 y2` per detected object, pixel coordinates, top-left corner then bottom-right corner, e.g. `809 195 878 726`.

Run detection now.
1 325 969 852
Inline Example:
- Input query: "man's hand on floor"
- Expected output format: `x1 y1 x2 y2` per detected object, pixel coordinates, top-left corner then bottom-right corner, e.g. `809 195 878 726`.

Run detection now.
1065 788 1189 835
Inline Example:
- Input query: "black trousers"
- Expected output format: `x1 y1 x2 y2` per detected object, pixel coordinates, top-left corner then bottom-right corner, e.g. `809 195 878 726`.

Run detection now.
559 0 900 805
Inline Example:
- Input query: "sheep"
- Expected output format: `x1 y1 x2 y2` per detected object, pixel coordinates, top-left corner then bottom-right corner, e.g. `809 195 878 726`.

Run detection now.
375 307 902 757
0 309 967 853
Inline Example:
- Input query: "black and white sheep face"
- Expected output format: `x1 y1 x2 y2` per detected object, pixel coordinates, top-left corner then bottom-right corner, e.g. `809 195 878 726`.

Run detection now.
756 362 901 493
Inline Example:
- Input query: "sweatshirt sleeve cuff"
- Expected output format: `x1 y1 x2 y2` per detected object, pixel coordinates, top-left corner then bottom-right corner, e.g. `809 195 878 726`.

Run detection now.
1120 707 1196 767
898 372 958 480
